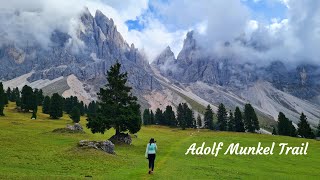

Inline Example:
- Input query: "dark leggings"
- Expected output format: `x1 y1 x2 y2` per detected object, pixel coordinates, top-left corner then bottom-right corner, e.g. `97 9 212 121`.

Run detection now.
148 154 156 171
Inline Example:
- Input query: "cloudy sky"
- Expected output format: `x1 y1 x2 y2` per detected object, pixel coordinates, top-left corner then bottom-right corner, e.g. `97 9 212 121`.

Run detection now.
0 0 319 64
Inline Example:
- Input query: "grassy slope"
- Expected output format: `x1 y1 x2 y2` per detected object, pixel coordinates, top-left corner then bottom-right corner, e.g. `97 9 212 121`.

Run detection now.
0 103 319 179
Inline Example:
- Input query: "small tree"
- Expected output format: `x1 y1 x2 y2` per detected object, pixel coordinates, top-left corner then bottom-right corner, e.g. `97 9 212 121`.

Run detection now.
0 82 5 116
317 122 320 137
50 93 63 119
272 127 277 135
197 114 202 128
70 106 81 123
297 113 314 139
42 96 51 114
86 62 141 135
227 110 235 131
234 107 245 132
150 110 155 125
204 105 214 130
163 105 176 126
155 108 164 125
217 103 228 131
177 103 186 130
244 104 259 132
143 109 151 125
21 85 34 112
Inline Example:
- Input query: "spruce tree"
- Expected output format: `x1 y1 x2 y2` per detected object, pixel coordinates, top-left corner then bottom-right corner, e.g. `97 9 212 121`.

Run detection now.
217 103 228 131
38 89 44 106
42 96 51 114
86 62 141 135
143 109 151 125
70 106 81 123
0 82 5 116
317 122 320 137
277 112 290 136
177 103 186 130
31 92 38 119
227 110 236 131
6 87 12 102
297 113 314 139
289 122 297 137
272 127 277 135
50 93 63 119
204 105 214 130
150 110 155 125
234 107 245 132
21 85 34 112
163 105 176 126
78 101 85 116
87 101 97 118
244 104 259 132
183 103 194 128
12 87 19 103
4 92 8 105
197 114 202 128
155 108 164 125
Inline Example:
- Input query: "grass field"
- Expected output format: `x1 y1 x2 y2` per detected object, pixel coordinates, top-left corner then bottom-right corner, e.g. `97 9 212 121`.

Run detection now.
0 102 320 179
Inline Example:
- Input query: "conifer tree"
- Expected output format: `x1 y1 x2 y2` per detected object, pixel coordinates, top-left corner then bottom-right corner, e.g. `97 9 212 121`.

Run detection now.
234 107 245 132
297 113 314 139
163 105 176 126
86 62 141 135
0 82 5 116
317 122 320 137
177 103 186 130
50 93 63 119
4 92 8 105
6 87 12 102
21 85 34 112
244 104 259 132
31 92 38 119
272 127 277 135
204 105 214 130
70 106 81 123
42 96 51 114
227 110 235 131
150 110 155 124
78 101 85 116
183 103 194 128
217 103 228 131
143 109 151 125
277 112 290 136
87 101 97 118
197 114 202 128
155 108 164 125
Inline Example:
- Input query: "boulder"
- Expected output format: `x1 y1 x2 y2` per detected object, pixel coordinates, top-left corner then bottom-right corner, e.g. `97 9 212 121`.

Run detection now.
109 133 132 145
79 140 115 154
66 123 83 131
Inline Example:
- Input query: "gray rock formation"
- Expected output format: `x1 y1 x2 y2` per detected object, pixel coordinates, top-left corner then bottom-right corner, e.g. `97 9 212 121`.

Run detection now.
0 8 161 107
79 140 115 154
109 133 132 145
66 123 83 131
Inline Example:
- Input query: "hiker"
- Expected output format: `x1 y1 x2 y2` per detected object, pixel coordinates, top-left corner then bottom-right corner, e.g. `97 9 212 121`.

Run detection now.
145 138 157 174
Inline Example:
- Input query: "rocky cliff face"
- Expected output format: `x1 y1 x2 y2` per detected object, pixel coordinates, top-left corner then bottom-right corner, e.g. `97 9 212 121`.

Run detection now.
0 8 160 106
153 31 320 127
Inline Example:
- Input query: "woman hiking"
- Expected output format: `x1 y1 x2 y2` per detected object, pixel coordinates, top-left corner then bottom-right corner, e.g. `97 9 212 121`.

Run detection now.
145 138 157 174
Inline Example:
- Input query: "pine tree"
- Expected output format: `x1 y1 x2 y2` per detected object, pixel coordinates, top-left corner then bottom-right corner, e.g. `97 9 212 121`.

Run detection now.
289 122 297 137
143 109 151 125
234 107 245 132
86 62 141 135
6 87 12 102
78 101 85 116
182 103 194 128
42 96 51 114
297 113 314 139
0 82 5 116
317 122 320 137
50 93 63 119
12 87 19 103
244 104 259 132
21 85 34 112
227 110 235 131
4 92 8 105
204 105 214 130
272 127 277 135
217 103 228 131
277 112 290 136
70 106 81 123
87 101 97 118
177 103 186 130
163 105 176 126
197 114 202 128
31 92 38 119
155 108 164 125
150 110 155 124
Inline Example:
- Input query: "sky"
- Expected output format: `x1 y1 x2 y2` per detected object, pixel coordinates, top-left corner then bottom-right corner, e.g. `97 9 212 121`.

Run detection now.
0 0 319 64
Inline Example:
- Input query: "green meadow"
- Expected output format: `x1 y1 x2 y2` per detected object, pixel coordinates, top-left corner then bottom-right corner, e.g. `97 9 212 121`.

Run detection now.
0 102 319 179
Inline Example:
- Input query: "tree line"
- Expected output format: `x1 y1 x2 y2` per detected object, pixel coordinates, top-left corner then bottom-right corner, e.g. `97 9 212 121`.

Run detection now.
143 102 260 133
273 111 317 139
0 82 97 123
